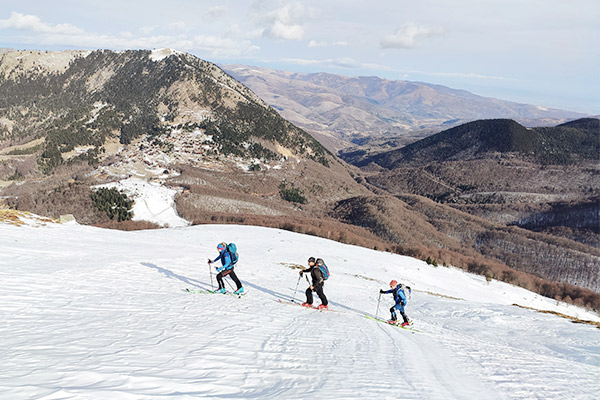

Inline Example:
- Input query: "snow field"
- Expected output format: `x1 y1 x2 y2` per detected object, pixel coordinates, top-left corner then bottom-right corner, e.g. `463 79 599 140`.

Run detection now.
1 221 599 399
95 178 188 228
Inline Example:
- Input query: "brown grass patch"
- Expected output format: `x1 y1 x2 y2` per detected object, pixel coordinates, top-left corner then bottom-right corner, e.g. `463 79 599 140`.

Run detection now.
512 304 600 329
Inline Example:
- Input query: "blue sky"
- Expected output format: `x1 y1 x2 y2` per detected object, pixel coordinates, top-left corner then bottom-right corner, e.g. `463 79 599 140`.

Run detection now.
1 1 598 114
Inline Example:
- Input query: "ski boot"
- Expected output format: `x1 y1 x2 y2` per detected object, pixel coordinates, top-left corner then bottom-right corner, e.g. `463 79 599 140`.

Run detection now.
216 288 226 294
234 287 244 295
301 302 313 308
317 304 328 310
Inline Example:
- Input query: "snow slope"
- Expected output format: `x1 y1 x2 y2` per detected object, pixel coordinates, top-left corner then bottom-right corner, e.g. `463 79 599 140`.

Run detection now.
96 177 188 228
1 219 599 399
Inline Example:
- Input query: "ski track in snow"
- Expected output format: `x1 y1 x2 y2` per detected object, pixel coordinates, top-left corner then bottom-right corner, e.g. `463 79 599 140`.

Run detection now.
1 222 599 399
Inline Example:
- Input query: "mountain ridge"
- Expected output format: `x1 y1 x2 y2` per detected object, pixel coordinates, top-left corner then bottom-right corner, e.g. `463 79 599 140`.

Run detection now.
223 64 590 150
352 118 599 168
0 49 331 170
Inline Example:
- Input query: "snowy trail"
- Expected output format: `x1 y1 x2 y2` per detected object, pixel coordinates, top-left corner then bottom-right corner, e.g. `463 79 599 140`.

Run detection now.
1 221 599 399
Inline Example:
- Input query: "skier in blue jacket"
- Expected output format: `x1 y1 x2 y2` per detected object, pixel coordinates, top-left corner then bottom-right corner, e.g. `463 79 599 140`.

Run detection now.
380 280 411 326
208 242 244 294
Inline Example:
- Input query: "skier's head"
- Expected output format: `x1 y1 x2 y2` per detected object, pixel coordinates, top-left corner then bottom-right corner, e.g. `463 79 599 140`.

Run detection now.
389 280 398 288
316 258 324 265
217 242 226 251
308 257 316 265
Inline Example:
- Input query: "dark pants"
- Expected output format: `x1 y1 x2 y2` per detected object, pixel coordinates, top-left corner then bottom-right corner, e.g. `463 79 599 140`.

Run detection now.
216 268 242 290
390 302 409 323
306 283 328 306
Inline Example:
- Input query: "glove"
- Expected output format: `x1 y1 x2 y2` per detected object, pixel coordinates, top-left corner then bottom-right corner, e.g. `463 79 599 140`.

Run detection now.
299 271 303 276
207 259 212 264
380 289 384 294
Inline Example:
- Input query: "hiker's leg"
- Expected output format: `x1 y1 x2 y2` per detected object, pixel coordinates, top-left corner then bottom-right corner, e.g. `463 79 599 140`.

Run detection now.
305 287 313 304
216 271 225 290
228 269 242 290
314 283 328 306
389 305 398 321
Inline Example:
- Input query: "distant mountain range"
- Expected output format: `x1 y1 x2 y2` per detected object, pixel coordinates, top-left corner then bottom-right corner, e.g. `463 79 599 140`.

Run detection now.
223 65 590 150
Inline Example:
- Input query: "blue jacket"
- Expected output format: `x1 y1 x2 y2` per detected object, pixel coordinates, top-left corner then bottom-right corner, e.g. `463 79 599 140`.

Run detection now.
383 286 407 305
212 250 234 273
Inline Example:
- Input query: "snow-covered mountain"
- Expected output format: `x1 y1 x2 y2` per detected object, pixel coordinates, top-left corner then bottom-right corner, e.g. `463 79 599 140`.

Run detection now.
1 212 598 399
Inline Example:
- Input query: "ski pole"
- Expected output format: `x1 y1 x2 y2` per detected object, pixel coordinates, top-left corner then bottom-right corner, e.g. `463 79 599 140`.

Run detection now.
376 292 381 319
291 274 302 302
208 260 214 291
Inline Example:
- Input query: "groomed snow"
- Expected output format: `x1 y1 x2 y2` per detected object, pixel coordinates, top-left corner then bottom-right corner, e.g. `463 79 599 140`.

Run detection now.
1 220 599 399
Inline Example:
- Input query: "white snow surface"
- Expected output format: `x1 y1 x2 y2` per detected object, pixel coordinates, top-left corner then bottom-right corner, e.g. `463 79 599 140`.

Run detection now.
97 178 188 228
150 48 182 62
1 221 599 399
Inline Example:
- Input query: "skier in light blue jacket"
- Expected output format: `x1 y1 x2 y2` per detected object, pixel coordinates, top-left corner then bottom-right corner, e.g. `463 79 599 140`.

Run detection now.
380 280 411 326
208 242 243 294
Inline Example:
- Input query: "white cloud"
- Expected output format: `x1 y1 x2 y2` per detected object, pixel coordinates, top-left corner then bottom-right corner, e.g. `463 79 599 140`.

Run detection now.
0 11 84 35
259 3 312 40
269 20 303 40
0 12 257 59
192 35 260 57
380 23 443 49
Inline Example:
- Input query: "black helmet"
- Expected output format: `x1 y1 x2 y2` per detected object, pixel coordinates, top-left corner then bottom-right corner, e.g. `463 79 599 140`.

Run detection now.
316 258 324 265
308 257 316 263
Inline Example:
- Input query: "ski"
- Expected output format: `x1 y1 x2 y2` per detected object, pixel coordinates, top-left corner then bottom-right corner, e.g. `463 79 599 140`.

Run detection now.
184 288 246 297
365 315 421 332
277 298 333 311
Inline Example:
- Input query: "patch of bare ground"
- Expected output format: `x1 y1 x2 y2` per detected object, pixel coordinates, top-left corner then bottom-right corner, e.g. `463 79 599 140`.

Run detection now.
0 209 58 226
93 219 161 230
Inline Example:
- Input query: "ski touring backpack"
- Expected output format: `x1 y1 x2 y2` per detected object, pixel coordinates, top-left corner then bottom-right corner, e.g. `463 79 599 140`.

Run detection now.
399 283 411 302
226 243 239 265
316 258 330 280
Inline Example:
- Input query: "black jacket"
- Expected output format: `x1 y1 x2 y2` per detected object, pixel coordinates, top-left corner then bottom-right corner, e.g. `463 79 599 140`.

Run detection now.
303 265 324 287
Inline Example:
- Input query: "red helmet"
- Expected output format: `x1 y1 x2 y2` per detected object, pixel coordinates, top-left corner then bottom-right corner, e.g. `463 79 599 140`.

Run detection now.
390 280 398 287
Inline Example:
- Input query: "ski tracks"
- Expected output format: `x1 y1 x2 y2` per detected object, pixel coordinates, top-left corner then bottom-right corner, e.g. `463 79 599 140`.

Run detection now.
421 301 600 400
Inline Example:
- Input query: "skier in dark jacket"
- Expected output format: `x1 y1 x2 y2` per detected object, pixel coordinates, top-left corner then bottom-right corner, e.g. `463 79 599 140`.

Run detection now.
299 257 328 309
380 280 411 326
208 242 244 294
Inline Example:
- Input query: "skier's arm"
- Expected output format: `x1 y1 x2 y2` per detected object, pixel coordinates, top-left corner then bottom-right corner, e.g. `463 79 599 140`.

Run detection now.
299 265 313 275
380 288 393 294
210 253 223 264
